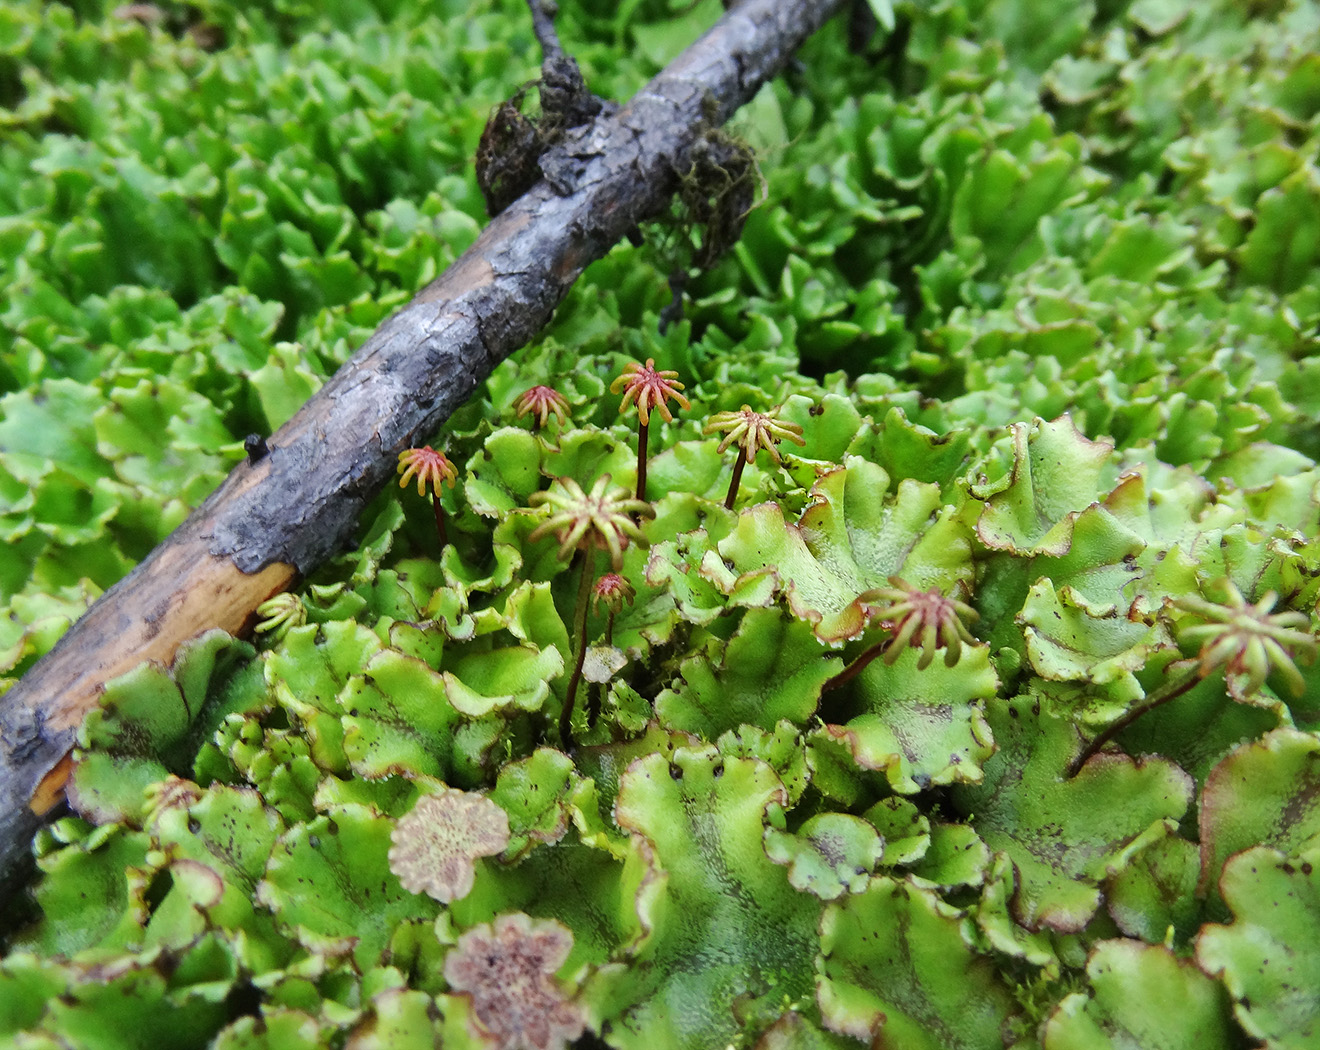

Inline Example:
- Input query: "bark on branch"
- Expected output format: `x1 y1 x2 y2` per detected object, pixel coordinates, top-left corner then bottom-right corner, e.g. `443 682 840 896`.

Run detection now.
0 0 846 899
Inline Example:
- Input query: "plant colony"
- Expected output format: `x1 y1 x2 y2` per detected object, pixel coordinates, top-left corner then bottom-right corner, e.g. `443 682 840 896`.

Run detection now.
2 0 1320 1048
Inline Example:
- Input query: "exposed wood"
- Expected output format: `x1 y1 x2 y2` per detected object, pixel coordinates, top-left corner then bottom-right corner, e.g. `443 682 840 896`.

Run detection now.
0 0 846 898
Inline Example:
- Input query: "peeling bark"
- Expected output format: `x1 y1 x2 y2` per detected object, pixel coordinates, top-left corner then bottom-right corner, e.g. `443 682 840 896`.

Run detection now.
0 0 846 898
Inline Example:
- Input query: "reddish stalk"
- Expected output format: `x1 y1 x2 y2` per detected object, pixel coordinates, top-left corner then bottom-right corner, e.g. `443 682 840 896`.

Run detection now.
561 550 595 748
527 478 651 748
432 493 449 548
1070 584 1318 776
1066 667 1201 777
723 455 747 510
635 419 649 503
587 573 634 730
820 637 889 693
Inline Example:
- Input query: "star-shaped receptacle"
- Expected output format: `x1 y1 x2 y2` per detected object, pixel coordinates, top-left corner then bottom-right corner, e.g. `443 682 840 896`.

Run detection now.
1176 581 1316 700
610 358 690 425
397 445 459 548
528 475 655 569
396 445 458 497
704 403 806 464
514 385 571 429
1068 582 1317 774
253 592 306 640
860 576 980 670
591 572 636 616
704 403 806 509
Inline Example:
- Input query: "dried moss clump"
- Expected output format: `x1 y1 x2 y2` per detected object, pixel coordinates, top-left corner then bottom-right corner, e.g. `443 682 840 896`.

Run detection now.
445 913 585 1050
388 788 511 903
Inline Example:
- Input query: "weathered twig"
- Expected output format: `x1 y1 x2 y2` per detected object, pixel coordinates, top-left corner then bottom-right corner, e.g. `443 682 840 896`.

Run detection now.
0 0 847 900
526 0 566 64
